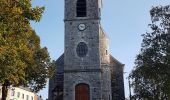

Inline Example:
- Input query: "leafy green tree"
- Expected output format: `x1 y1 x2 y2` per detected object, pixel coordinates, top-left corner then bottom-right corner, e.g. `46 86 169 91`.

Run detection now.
0 0 54 95
130 5 170 100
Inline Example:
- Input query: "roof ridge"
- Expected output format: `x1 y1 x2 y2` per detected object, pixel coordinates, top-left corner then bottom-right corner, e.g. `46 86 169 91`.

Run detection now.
110 55 124 66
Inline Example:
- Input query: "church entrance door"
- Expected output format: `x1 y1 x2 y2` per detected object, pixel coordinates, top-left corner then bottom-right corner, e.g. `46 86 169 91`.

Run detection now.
75 83 89 100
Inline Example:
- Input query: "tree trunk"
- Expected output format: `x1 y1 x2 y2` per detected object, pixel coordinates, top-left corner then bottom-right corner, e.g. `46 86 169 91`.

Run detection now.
2 84 8 100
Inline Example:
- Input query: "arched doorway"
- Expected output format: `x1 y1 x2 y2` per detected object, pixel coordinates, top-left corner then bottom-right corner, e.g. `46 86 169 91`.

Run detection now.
75 83 89 100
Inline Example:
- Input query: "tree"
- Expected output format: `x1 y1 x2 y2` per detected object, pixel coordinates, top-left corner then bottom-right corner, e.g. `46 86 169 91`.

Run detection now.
0 0 54 97
130 5 170 100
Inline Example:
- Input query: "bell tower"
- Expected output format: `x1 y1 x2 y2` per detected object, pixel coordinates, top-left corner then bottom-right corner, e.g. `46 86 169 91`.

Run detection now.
64 0 102 20
63 0 108 100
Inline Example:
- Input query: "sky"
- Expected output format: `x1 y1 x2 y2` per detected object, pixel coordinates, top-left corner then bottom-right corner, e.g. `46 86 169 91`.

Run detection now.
31 0 170 99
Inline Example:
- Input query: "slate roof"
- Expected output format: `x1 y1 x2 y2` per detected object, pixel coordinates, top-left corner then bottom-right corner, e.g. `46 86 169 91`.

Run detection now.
56 53 64 67
110 55 124 67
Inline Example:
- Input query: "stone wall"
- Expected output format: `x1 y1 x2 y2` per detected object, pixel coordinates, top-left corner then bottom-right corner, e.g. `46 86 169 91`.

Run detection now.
110 56 125 100
49 54 64 100
64 72 102 100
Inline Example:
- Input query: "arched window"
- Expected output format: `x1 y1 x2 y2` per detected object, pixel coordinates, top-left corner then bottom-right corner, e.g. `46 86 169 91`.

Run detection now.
76 0 87 17
75 83 89 100
76 42 88 57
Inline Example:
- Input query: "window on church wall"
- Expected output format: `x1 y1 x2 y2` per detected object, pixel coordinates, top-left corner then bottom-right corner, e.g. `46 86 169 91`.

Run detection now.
76 0 87 17
106 50 108 55
76 42 88 57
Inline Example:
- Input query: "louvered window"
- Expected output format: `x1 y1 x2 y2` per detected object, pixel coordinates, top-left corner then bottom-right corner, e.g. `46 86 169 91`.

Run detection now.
76 0 87 17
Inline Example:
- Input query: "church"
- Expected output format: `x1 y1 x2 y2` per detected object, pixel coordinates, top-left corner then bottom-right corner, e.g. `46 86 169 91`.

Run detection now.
48 0 125 100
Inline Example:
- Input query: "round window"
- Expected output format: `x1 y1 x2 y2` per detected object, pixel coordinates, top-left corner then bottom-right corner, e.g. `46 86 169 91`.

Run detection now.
76 42 88 57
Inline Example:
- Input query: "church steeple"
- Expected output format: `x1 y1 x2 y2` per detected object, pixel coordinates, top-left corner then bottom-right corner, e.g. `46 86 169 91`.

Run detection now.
63 0 104 100
48 0 125 100
64 0 101 20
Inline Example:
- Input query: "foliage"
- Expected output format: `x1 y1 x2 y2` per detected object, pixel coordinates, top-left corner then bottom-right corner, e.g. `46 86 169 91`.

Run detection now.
130 5 170 100
0 0 54 92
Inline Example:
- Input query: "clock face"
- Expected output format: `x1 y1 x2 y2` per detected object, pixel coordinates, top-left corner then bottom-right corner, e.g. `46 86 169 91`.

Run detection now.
78 23 86 31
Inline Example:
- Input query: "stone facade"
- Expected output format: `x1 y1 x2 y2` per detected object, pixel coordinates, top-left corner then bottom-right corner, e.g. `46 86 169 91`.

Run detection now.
110 56 125 100
49 0 125 100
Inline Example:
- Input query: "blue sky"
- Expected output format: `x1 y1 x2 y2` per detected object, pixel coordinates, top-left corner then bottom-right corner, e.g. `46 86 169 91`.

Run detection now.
31 0 169 99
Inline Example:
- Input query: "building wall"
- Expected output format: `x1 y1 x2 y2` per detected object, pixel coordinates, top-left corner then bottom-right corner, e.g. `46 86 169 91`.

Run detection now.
48 0 125 99
0 86 37 100
64 72 102 100
110 57 125 100
99 27 112 100
49 56 64 100
64 19 103 100
64 0 100 20
64 20 101 70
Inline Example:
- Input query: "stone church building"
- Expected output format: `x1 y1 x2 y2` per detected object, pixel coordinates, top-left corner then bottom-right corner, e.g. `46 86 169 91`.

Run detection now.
49 0 125 100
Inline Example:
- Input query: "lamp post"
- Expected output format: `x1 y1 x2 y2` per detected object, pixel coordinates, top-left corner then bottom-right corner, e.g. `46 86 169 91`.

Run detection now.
2 79 10 100
128 76 132 100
